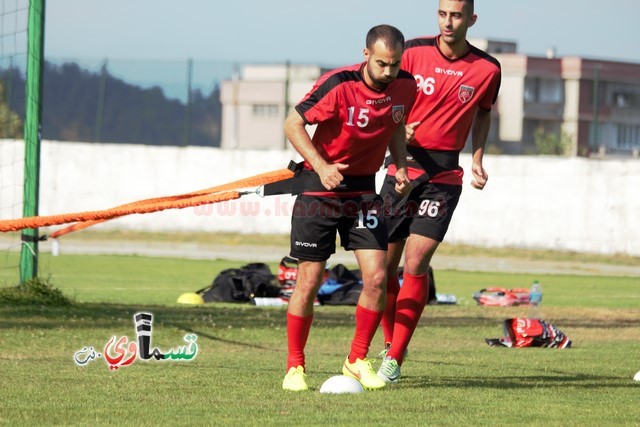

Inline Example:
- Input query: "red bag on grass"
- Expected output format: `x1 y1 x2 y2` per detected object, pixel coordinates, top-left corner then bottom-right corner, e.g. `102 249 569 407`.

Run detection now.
485 317 572 348
473 287 530 307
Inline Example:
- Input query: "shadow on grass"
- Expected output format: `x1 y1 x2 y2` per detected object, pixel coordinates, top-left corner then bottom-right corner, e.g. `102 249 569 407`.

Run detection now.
1 302 637 331
404 372 639 389
165 322 279 352
0 303 286 330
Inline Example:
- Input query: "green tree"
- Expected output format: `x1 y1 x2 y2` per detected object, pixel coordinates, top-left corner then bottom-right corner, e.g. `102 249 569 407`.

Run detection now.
2 61 223 146
533 126 572 155
0 82 23 138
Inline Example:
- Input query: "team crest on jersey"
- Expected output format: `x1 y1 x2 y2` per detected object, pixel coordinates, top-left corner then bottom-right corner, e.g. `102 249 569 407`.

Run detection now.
458 85 475 103
392 105 404 123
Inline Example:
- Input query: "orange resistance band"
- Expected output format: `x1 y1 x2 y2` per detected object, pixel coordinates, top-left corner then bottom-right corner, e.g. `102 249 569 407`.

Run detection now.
0 168 294 234
48 167 294 238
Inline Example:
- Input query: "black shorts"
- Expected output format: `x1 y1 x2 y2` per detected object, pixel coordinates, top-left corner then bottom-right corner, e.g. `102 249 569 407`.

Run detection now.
380 174 462 243
290 194 387 262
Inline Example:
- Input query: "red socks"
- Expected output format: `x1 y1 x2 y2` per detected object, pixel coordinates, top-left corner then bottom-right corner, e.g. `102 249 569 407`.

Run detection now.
388 272 428 364
286 312 313 371
381 273 401 345
288 305 385 370
348 305 383 363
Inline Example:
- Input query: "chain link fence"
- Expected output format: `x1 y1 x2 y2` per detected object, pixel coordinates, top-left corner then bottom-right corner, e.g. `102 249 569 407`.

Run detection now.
2 57 237 147
3 57 640 155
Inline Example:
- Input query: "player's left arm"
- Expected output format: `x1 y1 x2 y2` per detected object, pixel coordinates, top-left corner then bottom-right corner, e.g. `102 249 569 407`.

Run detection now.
470 107 491 190
388 123 412 195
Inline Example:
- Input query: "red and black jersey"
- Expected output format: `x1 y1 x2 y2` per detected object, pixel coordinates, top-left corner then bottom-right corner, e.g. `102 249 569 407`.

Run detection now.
402 36 501 152
295 62 416 176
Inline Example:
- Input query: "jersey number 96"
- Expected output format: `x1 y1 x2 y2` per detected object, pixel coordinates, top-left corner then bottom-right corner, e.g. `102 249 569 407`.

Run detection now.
414 75 435 96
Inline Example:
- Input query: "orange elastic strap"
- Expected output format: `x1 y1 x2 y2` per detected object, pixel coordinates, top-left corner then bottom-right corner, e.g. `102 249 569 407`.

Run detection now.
0 168 294 233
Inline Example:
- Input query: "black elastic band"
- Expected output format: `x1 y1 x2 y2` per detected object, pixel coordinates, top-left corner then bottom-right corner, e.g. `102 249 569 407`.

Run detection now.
385 148 460 186
21 233 40 243
406 146 459 172
262 161 376 195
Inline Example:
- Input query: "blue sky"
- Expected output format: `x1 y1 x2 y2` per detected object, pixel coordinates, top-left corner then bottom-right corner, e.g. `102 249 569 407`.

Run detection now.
38 0 639 101
45 0 640 65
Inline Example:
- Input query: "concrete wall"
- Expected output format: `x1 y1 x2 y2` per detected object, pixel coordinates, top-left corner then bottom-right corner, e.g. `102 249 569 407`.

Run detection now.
446 155 640 256
1 140 639 256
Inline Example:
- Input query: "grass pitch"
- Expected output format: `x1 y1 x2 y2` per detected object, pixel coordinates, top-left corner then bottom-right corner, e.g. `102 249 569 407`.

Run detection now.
0 250 639 425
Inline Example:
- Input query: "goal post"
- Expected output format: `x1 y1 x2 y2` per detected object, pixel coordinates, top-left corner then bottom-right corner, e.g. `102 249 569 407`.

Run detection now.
19 0 45 284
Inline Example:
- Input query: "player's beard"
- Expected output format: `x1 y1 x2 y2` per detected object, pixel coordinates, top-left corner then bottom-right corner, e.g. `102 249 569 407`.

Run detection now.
365 63 392 91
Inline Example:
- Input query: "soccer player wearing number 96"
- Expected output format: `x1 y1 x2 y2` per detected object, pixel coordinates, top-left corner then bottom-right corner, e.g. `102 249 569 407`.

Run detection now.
281 24 416 391
377 0 502 384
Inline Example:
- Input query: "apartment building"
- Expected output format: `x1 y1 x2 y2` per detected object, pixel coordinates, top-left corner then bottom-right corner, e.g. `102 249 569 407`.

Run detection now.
219 40 640 156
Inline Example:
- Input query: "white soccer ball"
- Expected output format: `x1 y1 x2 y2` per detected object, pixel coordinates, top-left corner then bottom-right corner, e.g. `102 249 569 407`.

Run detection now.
319 375 364 394
634 371 640 382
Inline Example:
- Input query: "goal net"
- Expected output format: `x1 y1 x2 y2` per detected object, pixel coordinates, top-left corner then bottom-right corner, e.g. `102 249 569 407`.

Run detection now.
1 0 43 285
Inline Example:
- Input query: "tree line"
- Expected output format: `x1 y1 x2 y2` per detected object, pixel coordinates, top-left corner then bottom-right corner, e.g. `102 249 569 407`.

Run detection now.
0 62 221 147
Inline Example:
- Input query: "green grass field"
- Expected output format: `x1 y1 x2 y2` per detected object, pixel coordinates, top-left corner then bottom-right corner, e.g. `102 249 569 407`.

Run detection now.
1 249 640 425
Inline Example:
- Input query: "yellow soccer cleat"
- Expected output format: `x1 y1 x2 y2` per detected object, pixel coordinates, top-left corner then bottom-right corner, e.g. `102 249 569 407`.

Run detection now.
282 365 309 391
342 357 386 390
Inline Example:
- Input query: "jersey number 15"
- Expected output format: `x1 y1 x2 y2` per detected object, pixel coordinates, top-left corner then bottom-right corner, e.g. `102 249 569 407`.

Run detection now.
346 107 369 128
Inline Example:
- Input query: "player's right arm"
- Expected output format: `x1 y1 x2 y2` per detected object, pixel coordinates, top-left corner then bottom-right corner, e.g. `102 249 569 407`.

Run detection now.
387 122 412 195
469 108 490 190
284 111 347 190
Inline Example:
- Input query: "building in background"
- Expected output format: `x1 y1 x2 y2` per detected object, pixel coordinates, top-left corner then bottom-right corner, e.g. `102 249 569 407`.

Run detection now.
220 63 329 150
487 40 640 156
219 41 640 156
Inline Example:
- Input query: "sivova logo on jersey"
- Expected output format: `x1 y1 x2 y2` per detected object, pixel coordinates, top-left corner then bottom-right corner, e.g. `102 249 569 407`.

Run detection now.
435 67 463 77
366 96 392 105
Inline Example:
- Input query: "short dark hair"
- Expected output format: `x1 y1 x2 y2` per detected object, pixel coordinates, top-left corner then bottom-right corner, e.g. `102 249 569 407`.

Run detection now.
366 24 405 51
448 0 474 14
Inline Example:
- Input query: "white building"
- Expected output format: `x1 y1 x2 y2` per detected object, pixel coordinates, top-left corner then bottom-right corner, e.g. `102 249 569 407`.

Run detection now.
219 41 640 156
220 63 329 150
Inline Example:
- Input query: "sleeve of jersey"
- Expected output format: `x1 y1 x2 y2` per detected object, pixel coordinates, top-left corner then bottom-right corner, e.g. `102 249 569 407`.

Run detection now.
402 48 414 72
294 75 342 125
408 81 418 112
401 49 418 113
479 68 502 111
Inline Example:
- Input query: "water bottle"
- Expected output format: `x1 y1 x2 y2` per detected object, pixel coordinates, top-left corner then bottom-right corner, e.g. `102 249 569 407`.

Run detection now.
529 280 542 318
252 297 286 307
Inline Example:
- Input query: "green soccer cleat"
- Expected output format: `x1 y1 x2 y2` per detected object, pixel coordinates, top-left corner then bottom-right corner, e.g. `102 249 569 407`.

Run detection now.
342 357 386 390
282 365 309 391
377 357 401 384
378 342 408 360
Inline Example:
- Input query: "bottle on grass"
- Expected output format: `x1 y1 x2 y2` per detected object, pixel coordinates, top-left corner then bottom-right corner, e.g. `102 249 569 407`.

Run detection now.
529 280 542 318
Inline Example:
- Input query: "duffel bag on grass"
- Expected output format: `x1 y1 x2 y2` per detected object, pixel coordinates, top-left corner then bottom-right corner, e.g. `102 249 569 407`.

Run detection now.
485 317 572 348
198 263 281 303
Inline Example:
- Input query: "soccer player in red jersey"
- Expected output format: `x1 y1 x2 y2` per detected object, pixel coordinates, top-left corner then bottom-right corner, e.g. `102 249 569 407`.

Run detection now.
281 24 416 391
376 0 502 384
